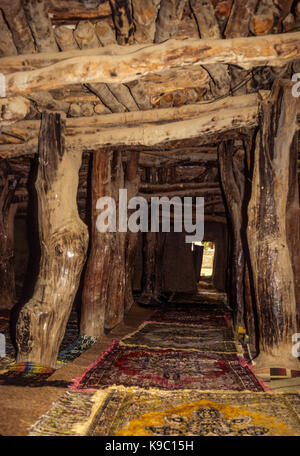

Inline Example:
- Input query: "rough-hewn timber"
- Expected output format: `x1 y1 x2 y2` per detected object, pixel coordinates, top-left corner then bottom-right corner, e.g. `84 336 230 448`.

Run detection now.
15 111 89 367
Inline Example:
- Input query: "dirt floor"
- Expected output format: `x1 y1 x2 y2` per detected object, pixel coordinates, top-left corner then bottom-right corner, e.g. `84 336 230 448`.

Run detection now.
0 303 152 436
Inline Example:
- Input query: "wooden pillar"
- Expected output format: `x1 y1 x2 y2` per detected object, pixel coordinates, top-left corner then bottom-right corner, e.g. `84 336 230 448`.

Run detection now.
247 80 298 369
81 149 125 336
0 161 18 309
16 112 89 368
105 151 126 330
286 134 300 321
218 140 245 329
124 152 140 313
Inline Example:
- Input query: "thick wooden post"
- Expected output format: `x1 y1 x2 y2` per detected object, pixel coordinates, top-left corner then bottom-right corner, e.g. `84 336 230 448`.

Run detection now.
0 161 18 309
218 140 245 329
105 151 126 330
81 149 125 336
124 152 140 313
286 134 300 320
16 112 89 368
247 81 298 369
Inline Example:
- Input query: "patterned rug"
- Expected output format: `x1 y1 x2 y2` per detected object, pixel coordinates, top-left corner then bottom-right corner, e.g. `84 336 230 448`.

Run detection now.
70 340 265 392
157 302 231 315
147 308 231 328
57 335 98 364
0 362 55 386
29 388 300 436
120 323 237 353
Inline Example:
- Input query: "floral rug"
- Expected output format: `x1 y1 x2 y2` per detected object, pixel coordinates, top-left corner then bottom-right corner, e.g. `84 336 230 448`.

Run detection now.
29 388 300 436
70 340 265 392
120 322 237 353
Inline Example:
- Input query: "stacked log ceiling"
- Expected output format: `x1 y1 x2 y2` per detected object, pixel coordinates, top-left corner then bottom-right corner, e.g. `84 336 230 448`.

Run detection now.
155 0 186 43
190 0 230 97
0 161 18 309
218 140 245 330
109 0 135 45
15 111 89 367
247 80 299 369
81 149 125 337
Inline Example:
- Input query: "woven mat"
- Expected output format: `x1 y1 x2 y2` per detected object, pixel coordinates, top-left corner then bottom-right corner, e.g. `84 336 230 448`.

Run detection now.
70 340 265 392
156 302 231 315
29 388 300 436
147 309 231 328
120 322 237 353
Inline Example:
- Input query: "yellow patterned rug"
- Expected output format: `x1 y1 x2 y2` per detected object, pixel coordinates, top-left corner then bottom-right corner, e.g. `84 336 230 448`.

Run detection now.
29 388 300 436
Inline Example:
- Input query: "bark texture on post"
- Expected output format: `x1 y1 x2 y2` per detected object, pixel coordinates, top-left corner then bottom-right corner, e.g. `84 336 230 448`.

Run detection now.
286 134 300 320
81 149 125 336
247 81 299 369
0 161 18 309
104 150 126 330
218 140 245 329
16 111 89 368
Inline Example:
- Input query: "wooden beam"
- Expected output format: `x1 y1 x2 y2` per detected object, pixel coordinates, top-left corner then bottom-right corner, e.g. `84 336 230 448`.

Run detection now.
22 0 58 52
0 10 18 57
109 0 135 45
225 0 259 38
48 0 112 24
190 0 230 97
139 181 220 193
0 96 30 125
15 111 89 367
1 0 36 54
155 0 187 43
1 33 299 96
132 0 160 44
0 93 261 158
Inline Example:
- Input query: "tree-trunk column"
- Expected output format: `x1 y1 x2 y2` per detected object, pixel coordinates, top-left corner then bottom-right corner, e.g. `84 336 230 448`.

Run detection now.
218 140 245 329
124 151 140 313
16 111 89 368
247 80 298 369
81 149 125 336
0 161 18 309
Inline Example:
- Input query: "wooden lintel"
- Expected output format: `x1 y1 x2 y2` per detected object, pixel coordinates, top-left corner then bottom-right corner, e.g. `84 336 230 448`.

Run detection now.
0 33 299 96
0 93 261 158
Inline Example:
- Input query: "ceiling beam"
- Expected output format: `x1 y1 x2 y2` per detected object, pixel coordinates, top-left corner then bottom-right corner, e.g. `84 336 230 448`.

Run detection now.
0 32 299 97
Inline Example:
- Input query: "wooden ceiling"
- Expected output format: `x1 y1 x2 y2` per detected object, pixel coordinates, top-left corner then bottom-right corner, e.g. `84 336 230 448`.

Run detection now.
0 0 300 218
